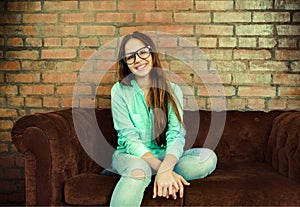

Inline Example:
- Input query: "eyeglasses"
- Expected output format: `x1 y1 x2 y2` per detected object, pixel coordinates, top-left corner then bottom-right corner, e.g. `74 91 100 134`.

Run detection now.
123 45 151 65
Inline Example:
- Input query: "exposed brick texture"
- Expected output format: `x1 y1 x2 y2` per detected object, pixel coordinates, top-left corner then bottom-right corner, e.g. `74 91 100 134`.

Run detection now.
0 0 299 205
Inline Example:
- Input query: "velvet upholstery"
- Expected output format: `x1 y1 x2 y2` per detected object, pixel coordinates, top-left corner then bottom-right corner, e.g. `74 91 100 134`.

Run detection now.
12 108 300 206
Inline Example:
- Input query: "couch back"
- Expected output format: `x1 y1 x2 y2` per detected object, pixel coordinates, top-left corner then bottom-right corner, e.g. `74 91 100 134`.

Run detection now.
94 109 282 163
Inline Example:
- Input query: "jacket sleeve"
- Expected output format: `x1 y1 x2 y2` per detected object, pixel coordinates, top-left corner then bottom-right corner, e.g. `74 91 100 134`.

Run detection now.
111 83 150 157
165 84 186 160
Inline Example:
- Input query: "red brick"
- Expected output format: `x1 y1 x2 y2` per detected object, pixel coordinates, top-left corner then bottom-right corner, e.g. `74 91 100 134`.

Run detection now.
0 14 22 24
203 49 233 60
236 0 273 10
234 49 271 60
80 25 115 36
196 1 234 11
253 12 290 22
7 38 23 47
247 98 266 110
6 73 40 83
275 50 300 60
42 49 77 59
174 12 211 23
238 86 276 97
236 25 273 36
156 0 193 11
81 38 99 47
96 85 112 96
5 26 39 36
80 1 116 11
44 38 61 47
96 12 133 23
23 14 57 24
43 1 78 11
79 98 96 108
157 25 194 35
7 1 41 11
279 87 300 97
41 25 77 37
0 61 20 71
268 99 286 110
214 12 251 22
20 85 54 95
273 74 300 85
0 132 11 142
136 12 172 23
233 74 271 85
287 100 300 110
42 73 77 83
7 97 24 107
276 25 300 36
0 144 9 153
43 97 59 108
56 85 74 95
63 38 80 47
0 86 18 95
119 1 154 11
61 97 74 107
198 85 235 97
207 97 227 110
6 50 39 60
249 61 288 72
25 97 42 107
0 120 13 130
278 38 298 48
275 0 300 10
212 61 246 72
61 13 94 23
196 25 234 36
96 98 111 108
226 98 247 110
0 109 17 117
25 38 42 47
79 49 97 59
119 25 156 35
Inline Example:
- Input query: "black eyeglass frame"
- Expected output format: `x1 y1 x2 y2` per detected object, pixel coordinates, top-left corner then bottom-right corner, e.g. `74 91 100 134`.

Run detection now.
123 45 152 65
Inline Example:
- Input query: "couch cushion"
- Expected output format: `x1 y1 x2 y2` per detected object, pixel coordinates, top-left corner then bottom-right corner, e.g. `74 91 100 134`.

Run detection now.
64 172 183 206
64 173 118 205
185 161 300 206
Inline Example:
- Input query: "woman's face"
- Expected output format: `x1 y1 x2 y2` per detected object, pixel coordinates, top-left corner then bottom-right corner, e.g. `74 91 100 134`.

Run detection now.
124 38 153 79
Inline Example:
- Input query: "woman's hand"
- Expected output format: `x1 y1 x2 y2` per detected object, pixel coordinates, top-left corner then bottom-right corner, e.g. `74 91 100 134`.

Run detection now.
153 170 190 200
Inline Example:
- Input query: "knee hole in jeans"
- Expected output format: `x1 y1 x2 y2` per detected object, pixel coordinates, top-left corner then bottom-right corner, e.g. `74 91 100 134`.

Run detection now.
130 169 146 180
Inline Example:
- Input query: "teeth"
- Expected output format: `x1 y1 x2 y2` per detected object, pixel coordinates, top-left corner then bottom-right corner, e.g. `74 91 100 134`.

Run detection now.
137 64 146 70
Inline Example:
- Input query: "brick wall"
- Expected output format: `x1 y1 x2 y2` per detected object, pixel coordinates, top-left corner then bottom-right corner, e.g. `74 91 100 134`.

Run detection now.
0 0 299 205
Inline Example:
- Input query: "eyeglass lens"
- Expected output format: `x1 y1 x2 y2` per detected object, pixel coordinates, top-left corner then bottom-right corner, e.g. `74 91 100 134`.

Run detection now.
124 46 151 65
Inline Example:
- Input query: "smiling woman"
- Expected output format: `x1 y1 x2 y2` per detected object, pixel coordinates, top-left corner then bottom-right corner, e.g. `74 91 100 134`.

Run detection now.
109 31 217 207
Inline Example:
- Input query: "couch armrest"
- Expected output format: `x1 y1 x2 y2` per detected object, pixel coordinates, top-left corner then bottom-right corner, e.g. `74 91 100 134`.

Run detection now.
12 108 102 206
266 111 300 183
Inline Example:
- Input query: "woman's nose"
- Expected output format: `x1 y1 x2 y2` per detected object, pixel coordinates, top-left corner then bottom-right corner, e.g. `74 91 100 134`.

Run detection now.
134 54 142 63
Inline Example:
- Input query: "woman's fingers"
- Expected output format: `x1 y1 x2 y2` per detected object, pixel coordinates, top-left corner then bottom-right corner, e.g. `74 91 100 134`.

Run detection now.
153 180 157 198
180 176 190 186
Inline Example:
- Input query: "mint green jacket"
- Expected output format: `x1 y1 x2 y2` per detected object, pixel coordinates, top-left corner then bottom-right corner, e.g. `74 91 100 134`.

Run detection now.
111 79 186 160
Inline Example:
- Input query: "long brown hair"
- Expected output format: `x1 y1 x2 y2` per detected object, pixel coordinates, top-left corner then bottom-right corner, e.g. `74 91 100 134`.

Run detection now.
117 31 183 146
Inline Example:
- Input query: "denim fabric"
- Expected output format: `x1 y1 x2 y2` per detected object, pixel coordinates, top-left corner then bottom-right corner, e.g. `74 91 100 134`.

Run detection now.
110 148 217 207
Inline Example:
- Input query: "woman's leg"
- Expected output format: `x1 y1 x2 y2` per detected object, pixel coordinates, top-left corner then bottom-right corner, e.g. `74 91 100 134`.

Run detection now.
174 148 217 181
110 152 152 207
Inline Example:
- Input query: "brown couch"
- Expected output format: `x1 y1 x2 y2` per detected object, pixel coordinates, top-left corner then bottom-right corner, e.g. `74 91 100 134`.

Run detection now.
12 108 300 206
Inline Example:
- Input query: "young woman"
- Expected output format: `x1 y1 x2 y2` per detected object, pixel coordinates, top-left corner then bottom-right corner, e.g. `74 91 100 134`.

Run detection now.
110 31 217 207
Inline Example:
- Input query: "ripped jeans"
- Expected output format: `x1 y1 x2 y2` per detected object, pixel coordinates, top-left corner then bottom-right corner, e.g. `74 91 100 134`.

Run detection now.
109 148 217 207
